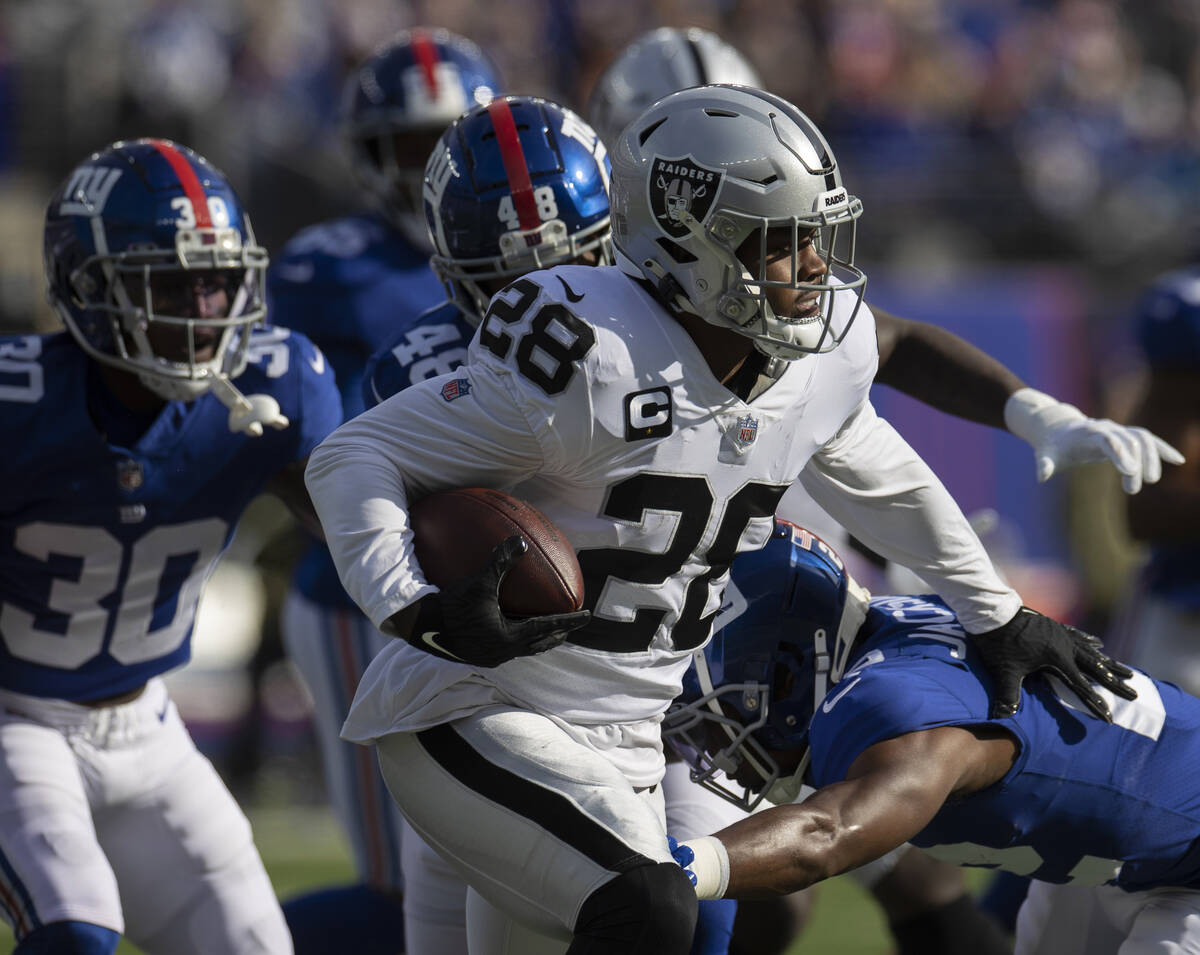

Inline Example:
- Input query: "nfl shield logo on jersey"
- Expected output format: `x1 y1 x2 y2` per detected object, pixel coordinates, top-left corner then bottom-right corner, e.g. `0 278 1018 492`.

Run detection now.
649 156 725 240
440 378 472 403
736 415 758 446
719 413 759 464
116 458 144 491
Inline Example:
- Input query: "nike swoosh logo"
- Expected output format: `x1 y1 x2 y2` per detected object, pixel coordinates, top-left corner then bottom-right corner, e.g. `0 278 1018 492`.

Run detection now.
419 631 465 662
821 677 862 714
309 349 325 375
558 276 584 303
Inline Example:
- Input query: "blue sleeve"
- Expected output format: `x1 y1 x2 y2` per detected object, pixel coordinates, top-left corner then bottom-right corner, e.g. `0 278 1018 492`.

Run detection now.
691 900 737 955
360 306 475 408
808 662 981 787
362 344 397 410
286 330 343 460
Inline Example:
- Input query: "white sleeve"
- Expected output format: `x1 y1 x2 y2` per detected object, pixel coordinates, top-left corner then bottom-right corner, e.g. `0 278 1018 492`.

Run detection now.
798 400 1022 633
304 361 546 631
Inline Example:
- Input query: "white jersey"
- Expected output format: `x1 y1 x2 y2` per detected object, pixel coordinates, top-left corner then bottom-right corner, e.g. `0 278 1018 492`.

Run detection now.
309 264 1018 783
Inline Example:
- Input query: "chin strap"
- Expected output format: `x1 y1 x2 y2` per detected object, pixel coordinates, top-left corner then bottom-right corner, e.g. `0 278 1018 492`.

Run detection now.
764 751 810 806
208 374 290 436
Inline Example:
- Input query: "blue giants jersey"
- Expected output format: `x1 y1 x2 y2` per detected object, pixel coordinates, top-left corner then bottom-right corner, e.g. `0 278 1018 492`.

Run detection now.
361 301 476 410
268 213 445 608
0 329 341 701
807 595 1200 892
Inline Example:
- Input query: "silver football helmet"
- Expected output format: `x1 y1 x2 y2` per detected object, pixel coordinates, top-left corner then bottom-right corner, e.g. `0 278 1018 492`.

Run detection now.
588 27 762 150
610 85 866 361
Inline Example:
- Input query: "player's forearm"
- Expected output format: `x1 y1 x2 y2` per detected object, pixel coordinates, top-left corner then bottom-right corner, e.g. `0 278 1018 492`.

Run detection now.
800 403 1020 632
705 782 915 898
304 427 434 629
873 311 1023 429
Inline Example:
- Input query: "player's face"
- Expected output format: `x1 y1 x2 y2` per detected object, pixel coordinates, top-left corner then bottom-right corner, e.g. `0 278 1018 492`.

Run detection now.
738 226 828 320
145 269 236 363
368 130 446 214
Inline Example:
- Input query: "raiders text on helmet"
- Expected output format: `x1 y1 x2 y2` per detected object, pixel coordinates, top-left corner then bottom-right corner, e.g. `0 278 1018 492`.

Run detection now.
610 85 866 361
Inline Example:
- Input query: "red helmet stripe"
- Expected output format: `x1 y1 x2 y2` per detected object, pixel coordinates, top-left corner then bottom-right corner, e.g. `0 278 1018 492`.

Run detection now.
487 99 541 234
411 29 440 100
148 138 212 228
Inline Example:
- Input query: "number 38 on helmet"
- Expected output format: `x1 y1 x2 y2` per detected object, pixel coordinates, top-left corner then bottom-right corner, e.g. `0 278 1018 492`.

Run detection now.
42 138 268 403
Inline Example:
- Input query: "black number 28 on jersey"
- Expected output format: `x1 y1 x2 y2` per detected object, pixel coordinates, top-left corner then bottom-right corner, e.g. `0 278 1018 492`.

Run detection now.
478 279 596 396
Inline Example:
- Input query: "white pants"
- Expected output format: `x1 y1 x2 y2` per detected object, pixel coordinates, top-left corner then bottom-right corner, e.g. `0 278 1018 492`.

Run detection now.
374 705 673 952
282 590 406 891
0 679 290 954
1016 880 1200 955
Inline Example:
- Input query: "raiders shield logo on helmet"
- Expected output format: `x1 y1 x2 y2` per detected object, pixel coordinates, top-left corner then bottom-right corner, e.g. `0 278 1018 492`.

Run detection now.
649 155 724 240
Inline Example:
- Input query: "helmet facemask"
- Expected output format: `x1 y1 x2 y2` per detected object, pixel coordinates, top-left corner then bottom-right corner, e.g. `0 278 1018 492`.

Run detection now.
61 224 268 401
432 215 613 324
669 195 866 361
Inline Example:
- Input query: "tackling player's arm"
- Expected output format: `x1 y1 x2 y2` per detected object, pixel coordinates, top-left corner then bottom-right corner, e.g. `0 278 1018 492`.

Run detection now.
872 306 1183 494
679 725 1016 899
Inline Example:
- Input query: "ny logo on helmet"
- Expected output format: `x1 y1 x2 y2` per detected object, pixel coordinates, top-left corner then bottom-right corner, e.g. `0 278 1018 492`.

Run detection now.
649 156 724 240
58 167 122 216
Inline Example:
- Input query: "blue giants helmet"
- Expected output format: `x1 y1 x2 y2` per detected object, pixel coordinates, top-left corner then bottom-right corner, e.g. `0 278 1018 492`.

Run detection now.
43 139 269 404
664 520 870 810
344 28 502 245
1134 266 1200 371
423 95 613 323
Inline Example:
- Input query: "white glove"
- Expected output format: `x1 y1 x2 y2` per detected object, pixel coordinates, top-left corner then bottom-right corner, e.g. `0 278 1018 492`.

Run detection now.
1004 387 1184 494
209 374 291 437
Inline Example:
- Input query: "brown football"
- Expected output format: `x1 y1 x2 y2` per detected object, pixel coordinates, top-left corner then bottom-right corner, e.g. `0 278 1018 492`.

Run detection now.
409 487 585 617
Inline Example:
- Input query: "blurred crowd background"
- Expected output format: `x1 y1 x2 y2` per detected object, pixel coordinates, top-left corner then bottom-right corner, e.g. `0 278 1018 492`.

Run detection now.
1 0 1197 801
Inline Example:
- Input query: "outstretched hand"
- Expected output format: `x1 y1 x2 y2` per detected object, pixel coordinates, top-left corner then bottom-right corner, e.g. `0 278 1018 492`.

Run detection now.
972 607 1136 721
1004 388 1183 494
407 535 591 668
1033 414 1183 494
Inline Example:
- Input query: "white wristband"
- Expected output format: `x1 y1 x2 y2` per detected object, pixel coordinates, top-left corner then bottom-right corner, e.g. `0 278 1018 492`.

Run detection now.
1003 387 1084 445
681 836 731 900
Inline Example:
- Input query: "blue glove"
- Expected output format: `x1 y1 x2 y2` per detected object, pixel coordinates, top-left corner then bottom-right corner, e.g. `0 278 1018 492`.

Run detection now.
667 835 698 887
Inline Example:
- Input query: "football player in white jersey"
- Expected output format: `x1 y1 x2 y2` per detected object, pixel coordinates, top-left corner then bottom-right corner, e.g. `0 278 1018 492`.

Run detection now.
589 28 1184 955
0 141 342 954
306 85 1136 954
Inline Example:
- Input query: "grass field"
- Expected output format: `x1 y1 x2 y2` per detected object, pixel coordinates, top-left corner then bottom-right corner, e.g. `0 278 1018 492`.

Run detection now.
0 805 914 954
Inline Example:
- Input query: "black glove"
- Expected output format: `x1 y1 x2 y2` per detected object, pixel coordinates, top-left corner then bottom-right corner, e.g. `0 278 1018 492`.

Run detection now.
972 606 1136 722
405 535 591 668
